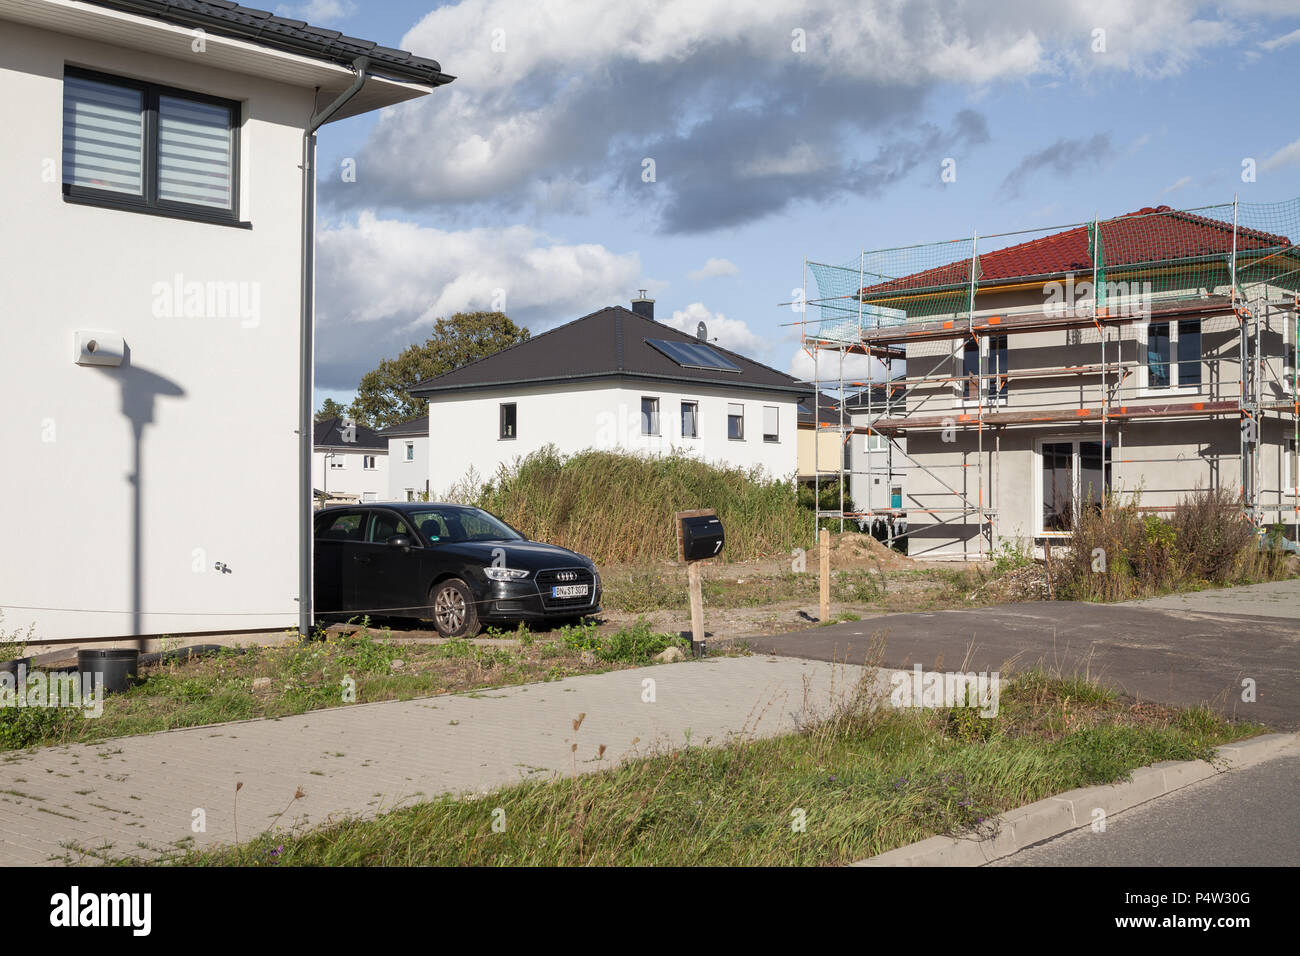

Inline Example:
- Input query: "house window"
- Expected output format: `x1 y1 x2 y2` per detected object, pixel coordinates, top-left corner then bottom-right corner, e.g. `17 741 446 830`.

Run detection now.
727 403 745 440
681 401 698 438
62 68 241 224
1144 320 1201 390
362 492 378 504
500 403 516 440
867 433 887 451
362 455 377 470
1040 439 1111 534
329 456 344 470
405 442 415 461
961 335 1008 402
762 406 779 443
405 488 415 502
641 397 660 436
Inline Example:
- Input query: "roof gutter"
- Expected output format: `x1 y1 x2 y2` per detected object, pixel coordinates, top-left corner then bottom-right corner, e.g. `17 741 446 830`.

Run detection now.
298 57 368 640
82 1 453 86
408 370 811 398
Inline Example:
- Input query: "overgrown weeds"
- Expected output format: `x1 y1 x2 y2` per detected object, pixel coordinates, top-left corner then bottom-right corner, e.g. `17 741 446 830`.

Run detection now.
1056 486 1292 601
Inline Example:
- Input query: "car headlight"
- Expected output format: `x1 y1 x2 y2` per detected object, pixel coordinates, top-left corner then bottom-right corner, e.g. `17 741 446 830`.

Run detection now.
485 567 531 581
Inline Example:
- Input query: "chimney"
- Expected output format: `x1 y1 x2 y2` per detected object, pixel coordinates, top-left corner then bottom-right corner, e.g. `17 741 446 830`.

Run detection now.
631 290 655 321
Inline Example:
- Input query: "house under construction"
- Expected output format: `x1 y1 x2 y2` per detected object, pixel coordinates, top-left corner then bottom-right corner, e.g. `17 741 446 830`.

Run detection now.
797 197 1300 560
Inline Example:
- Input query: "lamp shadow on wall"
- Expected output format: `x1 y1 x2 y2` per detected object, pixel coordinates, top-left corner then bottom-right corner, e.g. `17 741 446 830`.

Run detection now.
96 345 184 649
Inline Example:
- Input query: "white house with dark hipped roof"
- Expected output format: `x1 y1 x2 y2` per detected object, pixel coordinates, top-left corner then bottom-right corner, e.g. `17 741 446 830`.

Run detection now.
312 417 389 504
0 0 451 642
409 298 810 495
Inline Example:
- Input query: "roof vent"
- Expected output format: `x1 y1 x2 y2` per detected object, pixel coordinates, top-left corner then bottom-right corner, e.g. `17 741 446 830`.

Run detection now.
631 290 655 321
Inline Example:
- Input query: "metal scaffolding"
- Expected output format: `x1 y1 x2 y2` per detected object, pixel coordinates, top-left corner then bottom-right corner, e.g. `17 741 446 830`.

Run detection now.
792 197 1300 561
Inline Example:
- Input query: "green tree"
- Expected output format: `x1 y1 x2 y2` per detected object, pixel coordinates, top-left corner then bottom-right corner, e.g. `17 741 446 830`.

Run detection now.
349 311 529 428
315 398 348 422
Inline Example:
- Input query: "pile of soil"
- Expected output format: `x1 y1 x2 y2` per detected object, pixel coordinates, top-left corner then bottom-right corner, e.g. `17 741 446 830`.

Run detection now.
827 533 913 570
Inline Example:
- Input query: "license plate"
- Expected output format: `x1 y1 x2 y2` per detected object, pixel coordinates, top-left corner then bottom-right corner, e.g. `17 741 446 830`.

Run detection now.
551 584 589 598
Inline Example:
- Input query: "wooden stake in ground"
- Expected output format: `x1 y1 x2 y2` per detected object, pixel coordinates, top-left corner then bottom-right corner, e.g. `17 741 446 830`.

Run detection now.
687 561 704 650
819 528 830 622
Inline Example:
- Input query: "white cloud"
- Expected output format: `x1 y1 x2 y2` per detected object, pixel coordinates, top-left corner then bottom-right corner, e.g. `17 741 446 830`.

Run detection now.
329 0 1254 229
659 303 767 358
687 257 740 280
1261 137 1300 172
1259 27 1300 51
314 212 641 387
787 347 886 385
1161 175 1193 195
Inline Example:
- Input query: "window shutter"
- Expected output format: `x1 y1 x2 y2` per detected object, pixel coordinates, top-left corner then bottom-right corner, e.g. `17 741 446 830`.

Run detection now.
157 95 233 209
63 75 144 196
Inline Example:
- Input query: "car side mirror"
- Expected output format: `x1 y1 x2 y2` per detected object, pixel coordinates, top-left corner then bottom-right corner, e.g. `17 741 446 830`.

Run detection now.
385 534 412 550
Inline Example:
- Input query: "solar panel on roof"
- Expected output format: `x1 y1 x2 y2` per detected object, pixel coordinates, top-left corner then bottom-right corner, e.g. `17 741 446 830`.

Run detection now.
646 338 742 372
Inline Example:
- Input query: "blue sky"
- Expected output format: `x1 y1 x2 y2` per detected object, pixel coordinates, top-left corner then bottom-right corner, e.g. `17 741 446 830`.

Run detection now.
296 0 1300 410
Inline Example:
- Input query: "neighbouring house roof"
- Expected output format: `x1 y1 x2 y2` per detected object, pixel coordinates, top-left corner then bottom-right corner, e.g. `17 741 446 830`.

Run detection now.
78 1 454 87
313 417 387 450
408 306 808 398
796 390 841 425
841 383 905 411
377 415 429 439
862 205 1293 297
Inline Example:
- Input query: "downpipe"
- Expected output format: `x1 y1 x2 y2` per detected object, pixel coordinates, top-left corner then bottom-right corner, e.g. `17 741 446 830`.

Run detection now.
299 57 369 639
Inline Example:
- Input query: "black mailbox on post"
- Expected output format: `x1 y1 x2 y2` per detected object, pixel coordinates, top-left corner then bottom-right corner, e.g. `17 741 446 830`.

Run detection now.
677 510 725 562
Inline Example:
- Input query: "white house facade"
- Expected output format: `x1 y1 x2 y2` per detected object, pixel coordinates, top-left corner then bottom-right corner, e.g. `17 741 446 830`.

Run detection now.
312 418 389 504
378 414 430 501
0 0 450 641
410 303 807 496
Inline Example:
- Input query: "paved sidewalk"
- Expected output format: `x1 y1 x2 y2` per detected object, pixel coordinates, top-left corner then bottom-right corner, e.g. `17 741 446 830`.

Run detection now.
1122 578 1300 620
0 655 866 866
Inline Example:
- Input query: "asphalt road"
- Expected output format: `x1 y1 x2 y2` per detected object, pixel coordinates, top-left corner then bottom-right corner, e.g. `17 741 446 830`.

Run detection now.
994 751 1300 866
739 587 1300 729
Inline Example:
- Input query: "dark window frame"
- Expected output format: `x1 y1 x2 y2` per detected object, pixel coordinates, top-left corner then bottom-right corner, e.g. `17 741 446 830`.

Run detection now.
499 402 517 440
640 396 660 436
62 66 246 228
727 403 745 441
680 400 699 439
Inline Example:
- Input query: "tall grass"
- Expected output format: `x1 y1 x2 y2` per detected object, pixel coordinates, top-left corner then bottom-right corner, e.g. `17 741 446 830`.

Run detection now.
455 446 810 564
1057 486 1290 601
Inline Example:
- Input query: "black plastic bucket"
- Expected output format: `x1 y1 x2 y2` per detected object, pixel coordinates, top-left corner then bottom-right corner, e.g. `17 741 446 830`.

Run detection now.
78 649 140 694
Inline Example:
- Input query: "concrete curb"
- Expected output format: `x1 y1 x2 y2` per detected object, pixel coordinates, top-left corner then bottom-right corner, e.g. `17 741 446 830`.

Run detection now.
852 732 1300 867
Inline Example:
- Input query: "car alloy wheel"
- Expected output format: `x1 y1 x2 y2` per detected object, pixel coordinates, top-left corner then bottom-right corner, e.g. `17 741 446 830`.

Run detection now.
430 578 479 638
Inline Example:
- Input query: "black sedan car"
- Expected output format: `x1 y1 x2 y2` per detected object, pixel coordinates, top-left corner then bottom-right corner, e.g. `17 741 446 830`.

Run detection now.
314 502 601 637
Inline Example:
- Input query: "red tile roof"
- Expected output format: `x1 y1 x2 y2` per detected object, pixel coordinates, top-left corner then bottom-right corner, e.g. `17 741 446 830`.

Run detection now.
863 206 1293 297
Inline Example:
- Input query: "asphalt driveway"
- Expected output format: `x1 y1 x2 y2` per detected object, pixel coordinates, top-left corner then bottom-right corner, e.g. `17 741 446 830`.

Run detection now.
739 580 1300 729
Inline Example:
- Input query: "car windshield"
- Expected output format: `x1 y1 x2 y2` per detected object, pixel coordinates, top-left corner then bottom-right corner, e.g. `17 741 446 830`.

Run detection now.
409 507 522 544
